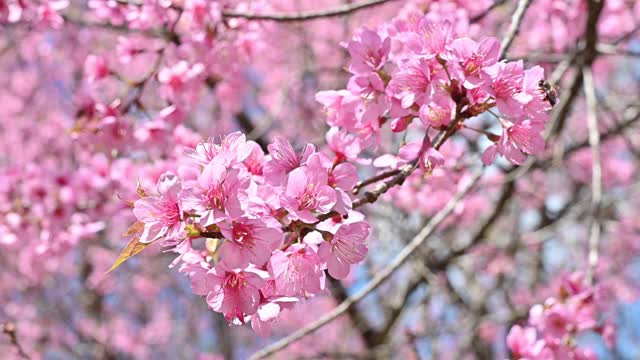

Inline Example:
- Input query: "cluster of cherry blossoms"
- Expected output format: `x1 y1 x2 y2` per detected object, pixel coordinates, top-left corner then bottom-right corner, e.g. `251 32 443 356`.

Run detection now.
120 12 558 334
0 0 69 27
316 16 552 167
129 132 370 333
507 273 615 360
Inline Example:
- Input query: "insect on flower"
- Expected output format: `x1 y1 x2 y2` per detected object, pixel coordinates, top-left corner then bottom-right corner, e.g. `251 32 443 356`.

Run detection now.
538 80 559 107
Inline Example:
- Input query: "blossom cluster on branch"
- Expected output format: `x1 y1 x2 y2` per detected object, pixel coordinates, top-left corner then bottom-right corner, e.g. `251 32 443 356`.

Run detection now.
508 273 615 360
2 0 640 358
122 13 555 334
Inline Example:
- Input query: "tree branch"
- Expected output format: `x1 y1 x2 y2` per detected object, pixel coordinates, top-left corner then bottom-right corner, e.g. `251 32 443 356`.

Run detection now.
498 0 532 59
222 0 396 22
470 0 509 23
583 65 602 285
249 169 483 359
2 323 31 360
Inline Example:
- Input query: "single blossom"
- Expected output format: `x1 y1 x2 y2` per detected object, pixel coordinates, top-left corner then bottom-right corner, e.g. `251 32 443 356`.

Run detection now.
387 58 434 110
158 60 205 106
326 127 363 162
482 118 545 165
449 37 500 88
206 264 266 323
268 244 325 297
133 172 184 243
263 138 315 185
347 29 390 75
181 159 250 226
482 60 525 118
84 55 110 83
418 93 455 127
281 166 337 223
318 222 371 279
315 90 362 131
218 216 283 268
506 325 550 359
187 132 253 167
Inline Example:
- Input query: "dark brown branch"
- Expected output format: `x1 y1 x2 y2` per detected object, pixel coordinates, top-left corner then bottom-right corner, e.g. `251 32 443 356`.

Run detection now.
352 168 401 195
2 323 31 360
222 0 396 22
327 277 378 347
428 179 515 272
214 314 235 359
370 274 424 344
350 101 466 210
249 169 483 360
470 0 509 23
498 0 533 59
235 112 270 152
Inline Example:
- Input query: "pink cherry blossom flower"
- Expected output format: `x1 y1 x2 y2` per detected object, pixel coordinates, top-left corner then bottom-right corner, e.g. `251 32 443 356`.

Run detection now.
418 93 455 127
387 59 434 109
347 29 390 75
268 244 325 297
482 119 545 165
218 216 283 268
541 303 573 340
407 18 457 55
206 265 266 323
250 297 298 337
329 162 359 192
84 55 110 83
133 172 185 243
507 325 550 359
263 138 315 186
449 37 500 88
315 90 361 130
482 60 525 117
281 167 337 223
186 132 253 167
36 0 69 29
348 71 386 97
326 127 363 162
158 61 205 106
242 141 265 176
318 222 370 279
515 65 551 122
181 159 250 226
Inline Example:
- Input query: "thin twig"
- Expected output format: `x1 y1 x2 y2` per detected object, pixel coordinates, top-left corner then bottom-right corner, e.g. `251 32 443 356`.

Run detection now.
249 169 484 360
2 323 31 360
583 66 602 285
350 102 465 210
222 0 396 22
470 0 508 23
498 0 532 59
352 168 401 195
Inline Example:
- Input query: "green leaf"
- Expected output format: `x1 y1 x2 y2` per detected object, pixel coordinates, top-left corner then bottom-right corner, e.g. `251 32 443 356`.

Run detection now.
107 237 150 274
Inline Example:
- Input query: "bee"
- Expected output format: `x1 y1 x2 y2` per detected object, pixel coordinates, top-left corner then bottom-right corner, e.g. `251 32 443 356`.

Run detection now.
538 80 559 107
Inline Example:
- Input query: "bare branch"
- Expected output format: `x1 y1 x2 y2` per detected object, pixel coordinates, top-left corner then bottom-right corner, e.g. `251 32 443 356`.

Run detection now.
350 102 466 210
2 323 31 360
249 169 484 360
222 0 396 22
470 0 509 23
583 66 602 285
498 0 532 59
